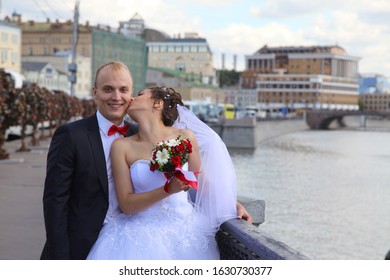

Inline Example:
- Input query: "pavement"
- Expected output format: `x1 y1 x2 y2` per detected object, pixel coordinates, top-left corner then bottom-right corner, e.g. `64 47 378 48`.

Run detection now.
0 136 50 260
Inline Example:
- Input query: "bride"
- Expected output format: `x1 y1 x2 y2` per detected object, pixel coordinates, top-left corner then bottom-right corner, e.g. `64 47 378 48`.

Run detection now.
87 87 247 260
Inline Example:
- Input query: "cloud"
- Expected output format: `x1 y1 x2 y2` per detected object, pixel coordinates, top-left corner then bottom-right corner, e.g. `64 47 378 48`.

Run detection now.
206 22 312 69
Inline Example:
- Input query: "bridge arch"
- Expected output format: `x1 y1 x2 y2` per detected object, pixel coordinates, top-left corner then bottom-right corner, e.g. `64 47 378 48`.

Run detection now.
306 110 390 129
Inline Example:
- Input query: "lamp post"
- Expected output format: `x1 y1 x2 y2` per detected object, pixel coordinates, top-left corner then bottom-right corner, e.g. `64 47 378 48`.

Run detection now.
69 1 79 96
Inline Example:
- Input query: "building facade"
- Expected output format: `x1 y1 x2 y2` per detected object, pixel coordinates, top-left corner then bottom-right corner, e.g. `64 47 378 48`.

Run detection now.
22 52 91 98
22 61 69 93
359 74 390 94
8 16 147 95
0 20 21 73
359 94 390 112
147 33 216 86
241 45 360 111
358 74 390 112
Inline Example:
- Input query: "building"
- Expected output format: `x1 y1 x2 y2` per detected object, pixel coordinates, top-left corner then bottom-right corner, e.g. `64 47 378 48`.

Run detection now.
359 94 390 112
147 33 216 86
22 52 91 98
358 74 390 112
22 61 69 93
359 74 390 94
0 20 21 73
117 13 216 86
146 67 223 103
241 45 360 111
118 13 220 104
224 88 257 109
119 12 145 38
7 15 147 94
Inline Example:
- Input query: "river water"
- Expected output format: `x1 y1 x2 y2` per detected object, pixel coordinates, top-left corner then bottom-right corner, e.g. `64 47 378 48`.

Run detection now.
230 116 390 260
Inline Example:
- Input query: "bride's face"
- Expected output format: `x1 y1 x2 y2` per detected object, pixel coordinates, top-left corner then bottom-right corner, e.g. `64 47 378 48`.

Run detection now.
127 89 155 119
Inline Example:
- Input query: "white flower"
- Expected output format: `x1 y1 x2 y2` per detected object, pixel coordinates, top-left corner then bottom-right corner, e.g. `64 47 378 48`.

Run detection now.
156 148 169 165
166 138 180 147
157 141 165 146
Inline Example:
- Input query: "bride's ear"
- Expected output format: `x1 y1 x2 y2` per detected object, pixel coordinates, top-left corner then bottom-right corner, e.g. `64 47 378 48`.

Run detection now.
152 99 163 111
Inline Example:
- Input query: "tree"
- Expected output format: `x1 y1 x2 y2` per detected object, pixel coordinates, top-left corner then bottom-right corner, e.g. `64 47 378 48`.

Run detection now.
357 99 365 111
217 69 241 87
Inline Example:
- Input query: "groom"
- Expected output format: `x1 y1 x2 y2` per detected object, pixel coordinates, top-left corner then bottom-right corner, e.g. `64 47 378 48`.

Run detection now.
41 61 136 259
41 61 252 260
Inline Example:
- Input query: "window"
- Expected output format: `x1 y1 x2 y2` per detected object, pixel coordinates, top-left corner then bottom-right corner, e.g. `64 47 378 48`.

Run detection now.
12 52 17 64
1 50 8 62
176 63 185 71
198 46 207 52
2 32 8 42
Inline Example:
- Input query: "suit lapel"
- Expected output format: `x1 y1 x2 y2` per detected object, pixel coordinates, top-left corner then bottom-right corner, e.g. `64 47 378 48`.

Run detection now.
86 114 108 198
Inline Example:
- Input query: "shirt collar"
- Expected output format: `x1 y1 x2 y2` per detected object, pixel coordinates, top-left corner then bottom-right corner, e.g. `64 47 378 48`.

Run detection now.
96 110 125 137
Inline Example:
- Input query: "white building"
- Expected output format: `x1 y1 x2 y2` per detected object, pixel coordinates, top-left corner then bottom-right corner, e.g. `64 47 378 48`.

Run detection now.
22 52 92 98
22 61 70 93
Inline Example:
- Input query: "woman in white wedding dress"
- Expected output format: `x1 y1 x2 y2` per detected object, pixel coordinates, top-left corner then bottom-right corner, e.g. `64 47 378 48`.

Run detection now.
87 87 246 260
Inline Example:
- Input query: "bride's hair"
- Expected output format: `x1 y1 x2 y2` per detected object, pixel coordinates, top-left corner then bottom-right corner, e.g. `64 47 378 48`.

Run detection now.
149 87 184 126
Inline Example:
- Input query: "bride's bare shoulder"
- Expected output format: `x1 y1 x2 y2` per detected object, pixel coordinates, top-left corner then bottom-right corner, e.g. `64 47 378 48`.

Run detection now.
176 128 196 142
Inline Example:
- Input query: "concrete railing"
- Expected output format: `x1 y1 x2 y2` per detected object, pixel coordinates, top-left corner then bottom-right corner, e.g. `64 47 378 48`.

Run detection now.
218 195 309 260
209 118 257 149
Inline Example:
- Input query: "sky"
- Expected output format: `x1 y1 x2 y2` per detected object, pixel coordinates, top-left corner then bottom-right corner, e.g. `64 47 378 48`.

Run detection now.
1 0 390 76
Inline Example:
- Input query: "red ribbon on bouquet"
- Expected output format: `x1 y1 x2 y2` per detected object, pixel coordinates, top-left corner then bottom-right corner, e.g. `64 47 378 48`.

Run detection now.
163 168 199 193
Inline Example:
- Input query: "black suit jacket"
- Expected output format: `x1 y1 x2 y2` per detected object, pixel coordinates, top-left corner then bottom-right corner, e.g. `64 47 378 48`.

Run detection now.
40 113 137 259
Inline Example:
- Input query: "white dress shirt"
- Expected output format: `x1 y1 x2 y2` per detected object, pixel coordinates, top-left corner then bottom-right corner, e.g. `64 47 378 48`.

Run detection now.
96 111 126 224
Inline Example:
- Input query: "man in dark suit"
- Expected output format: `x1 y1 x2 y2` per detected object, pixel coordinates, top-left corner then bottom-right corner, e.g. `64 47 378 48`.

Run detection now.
40 61 135 259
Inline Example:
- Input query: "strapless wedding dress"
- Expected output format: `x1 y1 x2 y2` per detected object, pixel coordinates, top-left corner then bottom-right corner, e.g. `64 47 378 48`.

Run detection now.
87 159 219 260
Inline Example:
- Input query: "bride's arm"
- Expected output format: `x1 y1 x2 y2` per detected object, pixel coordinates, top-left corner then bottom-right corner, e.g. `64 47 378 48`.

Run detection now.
111 138 187 215
183 129 201 174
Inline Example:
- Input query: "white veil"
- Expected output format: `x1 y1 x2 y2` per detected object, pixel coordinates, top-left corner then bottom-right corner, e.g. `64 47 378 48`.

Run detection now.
173 105 237 233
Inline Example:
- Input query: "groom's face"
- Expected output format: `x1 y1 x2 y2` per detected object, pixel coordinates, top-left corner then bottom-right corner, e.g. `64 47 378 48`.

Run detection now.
93 66 133 126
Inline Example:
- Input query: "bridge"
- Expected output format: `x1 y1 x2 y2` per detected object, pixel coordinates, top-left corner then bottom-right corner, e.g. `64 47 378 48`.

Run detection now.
305 110 390 129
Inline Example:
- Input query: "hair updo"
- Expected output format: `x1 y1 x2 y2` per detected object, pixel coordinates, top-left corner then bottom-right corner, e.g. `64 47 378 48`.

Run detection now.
149 87 184 126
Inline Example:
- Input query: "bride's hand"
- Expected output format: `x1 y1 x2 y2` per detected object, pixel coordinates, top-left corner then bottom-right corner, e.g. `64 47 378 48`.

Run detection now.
166 177 189 194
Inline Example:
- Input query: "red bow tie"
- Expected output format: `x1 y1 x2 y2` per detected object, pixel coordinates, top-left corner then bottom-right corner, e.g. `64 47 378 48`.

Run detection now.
108 125 130 136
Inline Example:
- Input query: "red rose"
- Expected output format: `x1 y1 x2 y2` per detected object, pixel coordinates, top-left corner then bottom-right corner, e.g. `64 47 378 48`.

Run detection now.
171 155 181 167
177 143 185 153
150 162 159 171
184 140 192 153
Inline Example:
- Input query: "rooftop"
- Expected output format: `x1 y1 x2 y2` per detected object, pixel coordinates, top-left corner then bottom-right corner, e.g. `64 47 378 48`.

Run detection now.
255 44 346 55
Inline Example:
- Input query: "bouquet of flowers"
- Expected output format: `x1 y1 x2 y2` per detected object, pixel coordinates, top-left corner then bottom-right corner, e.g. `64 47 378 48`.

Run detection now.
149 135 198 192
